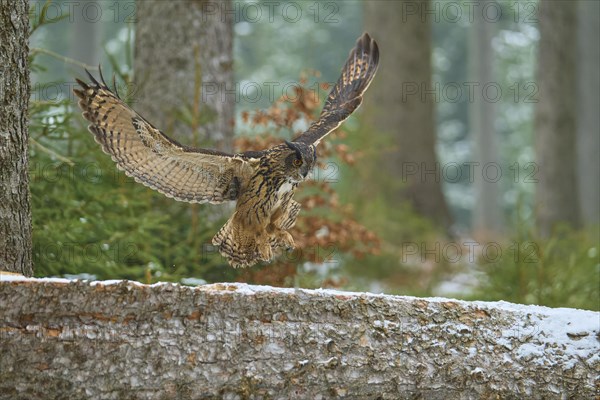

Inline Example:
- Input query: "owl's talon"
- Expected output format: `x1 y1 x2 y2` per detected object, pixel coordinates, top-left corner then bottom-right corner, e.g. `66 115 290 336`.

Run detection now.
258 243 273 261
275 231 295 250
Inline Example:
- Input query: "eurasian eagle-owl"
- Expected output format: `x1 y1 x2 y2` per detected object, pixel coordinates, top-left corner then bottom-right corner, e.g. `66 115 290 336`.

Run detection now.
74 33 379 268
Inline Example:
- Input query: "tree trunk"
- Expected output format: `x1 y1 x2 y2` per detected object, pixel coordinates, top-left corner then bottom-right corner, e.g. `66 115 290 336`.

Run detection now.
470 0 504 239
0 279 597 399
534 0 580 236
0 0 33 276
134 0 234 151
576 0 600 226
363 0 453 232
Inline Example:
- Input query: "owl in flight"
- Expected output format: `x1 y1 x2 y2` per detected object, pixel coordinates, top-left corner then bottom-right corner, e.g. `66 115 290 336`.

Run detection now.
74 33 379 268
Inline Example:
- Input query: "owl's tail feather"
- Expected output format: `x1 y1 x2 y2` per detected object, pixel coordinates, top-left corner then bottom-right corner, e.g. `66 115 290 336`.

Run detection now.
212 215 268 268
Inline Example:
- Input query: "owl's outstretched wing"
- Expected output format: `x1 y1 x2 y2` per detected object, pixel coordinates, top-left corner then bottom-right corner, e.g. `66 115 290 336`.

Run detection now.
293 32 379 146
74 70 258 204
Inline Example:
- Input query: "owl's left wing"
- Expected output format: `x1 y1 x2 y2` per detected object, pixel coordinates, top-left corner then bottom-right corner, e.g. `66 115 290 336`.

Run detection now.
74 70 259 204
293 32 379 146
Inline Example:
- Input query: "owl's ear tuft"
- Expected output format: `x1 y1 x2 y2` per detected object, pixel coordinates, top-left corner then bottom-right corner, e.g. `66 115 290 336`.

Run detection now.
284 140 302 159
284 140 296 150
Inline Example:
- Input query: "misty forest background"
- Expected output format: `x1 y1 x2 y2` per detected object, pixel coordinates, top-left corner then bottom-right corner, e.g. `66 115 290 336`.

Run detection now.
27 0 598 310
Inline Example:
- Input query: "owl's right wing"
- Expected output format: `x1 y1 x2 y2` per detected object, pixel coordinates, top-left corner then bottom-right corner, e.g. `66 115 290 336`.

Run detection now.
293 32 379 146
74 70 260 204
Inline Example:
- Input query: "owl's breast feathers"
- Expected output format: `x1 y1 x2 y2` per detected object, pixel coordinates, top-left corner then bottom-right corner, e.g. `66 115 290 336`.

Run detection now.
212 152 303 267
237 161 299 226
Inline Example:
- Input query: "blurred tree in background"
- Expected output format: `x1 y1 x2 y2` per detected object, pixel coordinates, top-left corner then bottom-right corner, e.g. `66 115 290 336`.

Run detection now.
134 0 234 148
362 0 453 234
133 0 236 281
534 0 580 237
576 0 600 227
25 0 599 310
470 0 504 240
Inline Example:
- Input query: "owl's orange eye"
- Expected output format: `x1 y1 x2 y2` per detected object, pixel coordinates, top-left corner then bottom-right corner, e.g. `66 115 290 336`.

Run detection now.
293 158 303 167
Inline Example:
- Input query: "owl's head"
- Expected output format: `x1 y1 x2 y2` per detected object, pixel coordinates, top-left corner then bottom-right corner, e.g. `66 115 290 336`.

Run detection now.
274 141 316 182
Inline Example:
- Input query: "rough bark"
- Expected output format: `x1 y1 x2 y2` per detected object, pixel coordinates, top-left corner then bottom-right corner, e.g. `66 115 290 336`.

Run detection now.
134 0 234 151
0 0 33 275
576 0 600 226
470 0 504 239
534 0 580 236
363 0 453 232
0 278 597 399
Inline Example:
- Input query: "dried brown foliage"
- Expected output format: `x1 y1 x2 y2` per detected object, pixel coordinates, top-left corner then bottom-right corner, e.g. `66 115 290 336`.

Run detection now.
234 75 380 286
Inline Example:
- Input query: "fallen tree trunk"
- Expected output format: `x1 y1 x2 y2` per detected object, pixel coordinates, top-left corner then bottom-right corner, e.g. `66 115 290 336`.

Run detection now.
0 277 597 399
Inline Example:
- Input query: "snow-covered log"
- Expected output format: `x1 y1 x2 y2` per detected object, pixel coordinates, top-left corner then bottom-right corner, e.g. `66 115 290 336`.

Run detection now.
0 276 597 399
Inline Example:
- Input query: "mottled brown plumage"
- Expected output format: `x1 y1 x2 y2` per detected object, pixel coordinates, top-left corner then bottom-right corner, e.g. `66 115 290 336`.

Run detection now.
73 33 379 268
